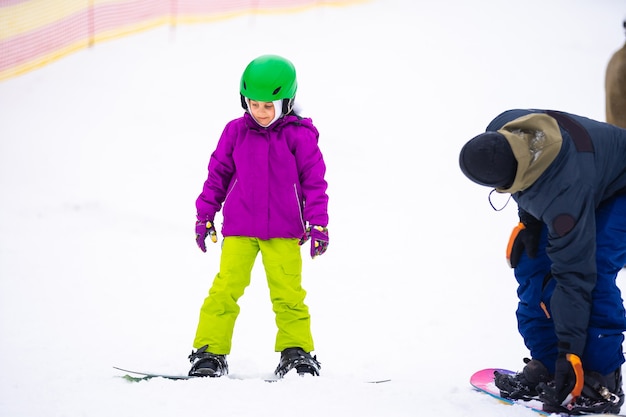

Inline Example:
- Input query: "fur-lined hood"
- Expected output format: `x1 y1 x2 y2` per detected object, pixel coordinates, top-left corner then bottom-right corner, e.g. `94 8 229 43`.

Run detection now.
495 113 563 194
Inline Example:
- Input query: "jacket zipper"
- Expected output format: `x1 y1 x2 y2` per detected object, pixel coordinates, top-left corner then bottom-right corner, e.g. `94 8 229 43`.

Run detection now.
223 179 238 218
293 183 305 232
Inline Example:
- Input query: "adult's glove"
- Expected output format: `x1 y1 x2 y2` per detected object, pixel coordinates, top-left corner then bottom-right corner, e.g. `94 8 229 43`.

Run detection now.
299 225 329 259
506 211 542 268
195 220 217 252
537 353 584 409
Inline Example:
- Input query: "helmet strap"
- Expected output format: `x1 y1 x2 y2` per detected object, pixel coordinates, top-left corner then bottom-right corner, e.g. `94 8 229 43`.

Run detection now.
282 98 294 114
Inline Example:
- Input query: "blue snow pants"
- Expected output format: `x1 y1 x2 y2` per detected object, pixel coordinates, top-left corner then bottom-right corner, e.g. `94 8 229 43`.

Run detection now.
515 194 626 375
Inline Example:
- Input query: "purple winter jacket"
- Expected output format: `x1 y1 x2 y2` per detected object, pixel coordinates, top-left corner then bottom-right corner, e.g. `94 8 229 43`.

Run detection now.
196 112 329 240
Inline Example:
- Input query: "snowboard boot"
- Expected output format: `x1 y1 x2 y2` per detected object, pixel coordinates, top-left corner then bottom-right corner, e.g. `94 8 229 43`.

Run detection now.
188 345 228 377
274 347 321 378
542 367 624 415
495 358 551 401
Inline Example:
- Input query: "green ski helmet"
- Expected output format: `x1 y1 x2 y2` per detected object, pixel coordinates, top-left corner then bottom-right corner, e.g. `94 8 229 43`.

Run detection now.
240 54 297 114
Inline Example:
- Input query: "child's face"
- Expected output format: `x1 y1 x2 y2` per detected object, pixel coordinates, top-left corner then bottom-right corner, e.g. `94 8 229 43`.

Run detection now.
249 100 275 126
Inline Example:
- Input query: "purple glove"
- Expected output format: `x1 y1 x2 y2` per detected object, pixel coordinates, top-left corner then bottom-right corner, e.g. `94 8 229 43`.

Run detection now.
195 220 217 252
299 225 329 258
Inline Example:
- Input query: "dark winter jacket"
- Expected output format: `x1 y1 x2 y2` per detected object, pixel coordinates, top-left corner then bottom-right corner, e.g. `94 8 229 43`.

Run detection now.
486 109 626 358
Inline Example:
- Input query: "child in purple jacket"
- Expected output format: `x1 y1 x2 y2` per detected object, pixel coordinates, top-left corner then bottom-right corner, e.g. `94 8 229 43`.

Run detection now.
189 55 329 378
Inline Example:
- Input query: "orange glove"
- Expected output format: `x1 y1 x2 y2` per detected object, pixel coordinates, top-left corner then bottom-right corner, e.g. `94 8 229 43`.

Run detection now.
506 213 542 268
538 353 584 409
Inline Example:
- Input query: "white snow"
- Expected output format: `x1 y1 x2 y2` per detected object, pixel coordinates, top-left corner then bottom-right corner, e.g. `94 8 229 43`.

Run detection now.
0 0 624 416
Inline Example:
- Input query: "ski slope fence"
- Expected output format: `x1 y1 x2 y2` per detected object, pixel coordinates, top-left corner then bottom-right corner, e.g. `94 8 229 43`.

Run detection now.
0 0 364 82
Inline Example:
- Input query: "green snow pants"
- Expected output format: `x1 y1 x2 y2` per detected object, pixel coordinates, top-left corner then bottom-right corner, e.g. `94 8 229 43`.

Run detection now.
193 236 314 354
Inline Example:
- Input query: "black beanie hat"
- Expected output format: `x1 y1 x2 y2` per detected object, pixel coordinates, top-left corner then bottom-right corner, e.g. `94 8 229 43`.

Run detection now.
459 132 518 188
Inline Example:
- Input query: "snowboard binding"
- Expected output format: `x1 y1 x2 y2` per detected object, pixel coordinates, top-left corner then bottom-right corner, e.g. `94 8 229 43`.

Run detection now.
188 345 229 377
274 347 321 378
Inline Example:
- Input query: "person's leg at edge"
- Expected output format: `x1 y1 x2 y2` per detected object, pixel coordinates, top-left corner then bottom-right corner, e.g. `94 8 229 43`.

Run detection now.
584 194 626 376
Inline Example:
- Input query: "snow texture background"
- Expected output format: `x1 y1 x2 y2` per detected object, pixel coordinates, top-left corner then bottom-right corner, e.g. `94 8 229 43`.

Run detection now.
0 0 624 415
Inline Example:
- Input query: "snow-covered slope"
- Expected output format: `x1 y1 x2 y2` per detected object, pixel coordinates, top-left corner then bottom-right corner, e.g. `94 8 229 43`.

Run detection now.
0 1 624 416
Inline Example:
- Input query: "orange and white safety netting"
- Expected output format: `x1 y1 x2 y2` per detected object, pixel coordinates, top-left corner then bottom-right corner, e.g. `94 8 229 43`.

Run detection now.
0 0 363 82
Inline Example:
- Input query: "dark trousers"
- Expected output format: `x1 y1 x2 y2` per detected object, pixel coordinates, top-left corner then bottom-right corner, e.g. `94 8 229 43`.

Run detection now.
515 194 626 375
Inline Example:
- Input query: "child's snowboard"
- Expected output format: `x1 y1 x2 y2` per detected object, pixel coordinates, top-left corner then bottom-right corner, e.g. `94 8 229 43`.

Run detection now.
113 366 391 384
470 368 625 417
113 366 281 382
